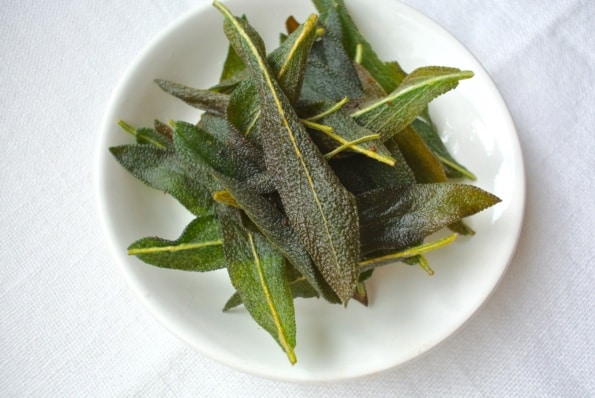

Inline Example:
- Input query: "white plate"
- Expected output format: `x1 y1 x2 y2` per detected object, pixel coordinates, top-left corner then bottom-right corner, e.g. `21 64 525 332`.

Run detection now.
96 0 525 382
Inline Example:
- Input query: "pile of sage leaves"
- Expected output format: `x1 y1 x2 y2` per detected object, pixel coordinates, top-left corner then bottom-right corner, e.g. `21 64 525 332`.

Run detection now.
110 0 501 364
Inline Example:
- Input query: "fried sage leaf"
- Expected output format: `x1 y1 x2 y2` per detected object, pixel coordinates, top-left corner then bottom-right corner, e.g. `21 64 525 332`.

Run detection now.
352 66 474 141
393 125 475 235
117 120 173 149
411 118 476 180
215 1 360 304
312 0 406 92
212 172 340 303
109 145 214 217
127 215 225 271
268 13 320 104
357 183 501 255
223 263 321 311
219 206 297 364
154 79 229 116
173 120 263 182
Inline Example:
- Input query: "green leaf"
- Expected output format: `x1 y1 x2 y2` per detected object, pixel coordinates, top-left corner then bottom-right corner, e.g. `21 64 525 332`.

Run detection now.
219 42 246 84
212 172 340 304
227 15 320 141
392 124 448 184
300 21 364 102
223 263 320 311
330 149 414 194
352 66 474 141
393 125 475 234
411 118 476 180
268 14 320 104
312 0 406 92
154 79 229 115
173 120 263 182
359 234 458 272
306 108 395 165
109 145 214 217
227 79 261 138
215 1 360 304
117 120 172 149
127 216 225 271
357 183 501 255
218 206 297 364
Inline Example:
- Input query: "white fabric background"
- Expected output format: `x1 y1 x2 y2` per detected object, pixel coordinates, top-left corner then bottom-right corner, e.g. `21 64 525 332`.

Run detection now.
1 0 593 396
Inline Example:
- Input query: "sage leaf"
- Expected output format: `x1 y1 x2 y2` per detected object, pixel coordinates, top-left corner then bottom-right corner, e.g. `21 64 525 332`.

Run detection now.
330 149 414 194
117 120 172 149
154 79 229 115
127 216 225 271
227 79 261 138
215 1 360 304
357 183 500 255
219 206 297 364
307 108 395 165
393 124 448 184
312 0 406 92
359 234 458 272
173 120 263 183
218 42 246 86
268 14 320 104
223 263 321 311
352 66 474 141
300 21 364 102
109 145 214 217
212 172 340 304
412 118 476 180
227 14 320 140
393 125 475 234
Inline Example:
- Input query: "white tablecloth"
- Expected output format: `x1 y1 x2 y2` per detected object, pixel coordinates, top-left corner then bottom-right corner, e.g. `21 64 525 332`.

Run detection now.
2 0 593 396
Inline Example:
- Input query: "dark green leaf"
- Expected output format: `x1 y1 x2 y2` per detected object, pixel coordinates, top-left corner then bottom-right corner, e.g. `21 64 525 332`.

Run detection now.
109 145 214 216
412 118 476 180
219 42 246 84
268 14 320 104
227 79 261 139
218 205 297 364
117 120 172 149
357 183 501 255
173 120 263 182
212 172 340 304
223 262 321 311
300 23 364 102
393 125 475 234
154 79 229 115
393 124 448 184
127 216 224 271
352 66 474 141
312 0 406 92
330 149 414 194
215 1 360 304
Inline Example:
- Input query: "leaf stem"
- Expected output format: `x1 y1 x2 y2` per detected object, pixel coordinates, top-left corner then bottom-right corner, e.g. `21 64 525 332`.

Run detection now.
301 120 395 166
305 97 349 122
117 120 136 136
247 233 297 365
416 255 434 276
355 43 363 65
128 240 223 255
323 134 380 159
359 234 458 271
351 70 474 118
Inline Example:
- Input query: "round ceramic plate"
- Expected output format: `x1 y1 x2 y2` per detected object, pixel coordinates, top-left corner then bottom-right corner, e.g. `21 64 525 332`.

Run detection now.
96 0 525 382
